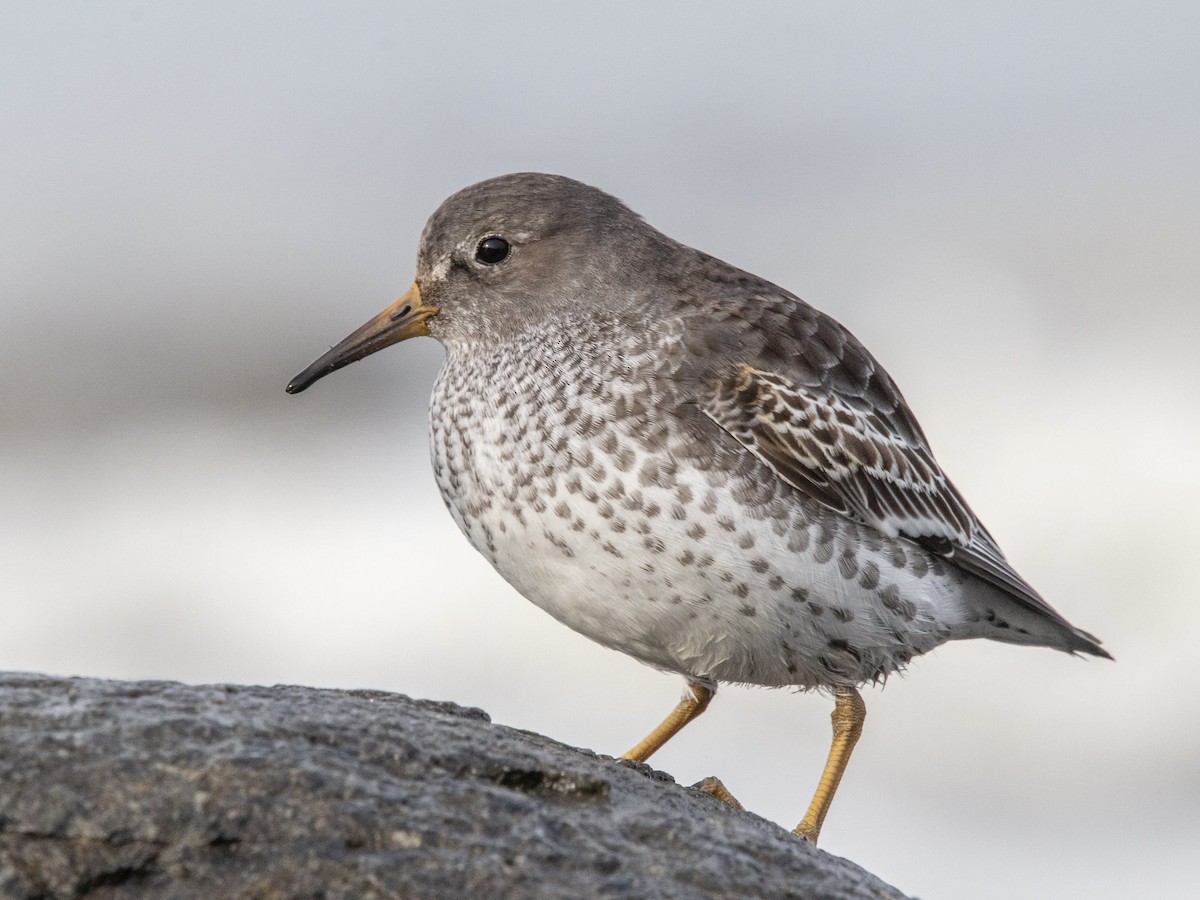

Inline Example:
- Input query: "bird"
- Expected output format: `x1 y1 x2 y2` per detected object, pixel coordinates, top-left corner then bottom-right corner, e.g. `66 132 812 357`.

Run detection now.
287 172 1109 845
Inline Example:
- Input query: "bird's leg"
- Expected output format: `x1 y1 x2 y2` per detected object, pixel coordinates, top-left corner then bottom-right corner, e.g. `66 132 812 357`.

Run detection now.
621 680 714 763
794 687 866 845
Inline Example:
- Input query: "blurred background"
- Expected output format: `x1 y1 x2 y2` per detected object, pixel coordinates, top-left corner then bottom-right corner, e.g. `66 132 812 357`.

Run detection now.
3 3 1197 897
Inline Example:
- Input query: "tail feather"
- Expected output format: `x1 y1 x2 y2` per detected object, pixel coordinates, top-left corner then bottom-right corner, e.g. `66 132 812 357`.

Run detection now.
956 579 1112 660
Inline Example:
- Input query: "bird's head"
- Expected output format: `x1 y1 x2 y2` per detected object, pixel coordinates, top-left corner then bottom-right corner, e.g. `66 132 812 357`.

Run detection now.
286 172 669 394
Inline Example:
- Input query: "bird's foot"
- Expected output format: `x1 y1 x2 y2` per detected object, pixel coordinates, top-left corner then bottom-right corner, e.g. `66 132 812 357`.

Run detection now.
792 820 817 843
694 776 745 812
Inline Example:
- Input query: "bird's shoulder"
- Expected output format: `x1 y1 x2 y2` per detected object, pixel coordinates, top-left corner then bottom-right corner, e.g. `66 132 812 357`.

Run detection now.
660 251 924 449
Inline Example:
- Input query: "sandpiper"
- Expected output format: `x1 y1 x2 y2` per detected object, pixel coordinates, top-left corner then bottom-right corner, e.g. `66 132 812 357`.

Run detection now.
288 173 1108 844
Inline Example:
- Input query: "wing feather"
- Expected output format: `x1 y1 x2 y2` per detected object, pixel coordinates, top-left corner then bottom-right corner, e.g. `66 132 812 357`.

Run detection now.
707 364 972 543
664 268 1105 655
701 362 1079 628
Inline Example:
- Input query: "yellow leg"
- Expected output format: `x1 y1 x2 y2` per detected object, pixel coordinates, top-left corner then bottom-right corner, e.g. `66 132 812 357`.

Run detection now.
794 687 866 845
621 681 714 763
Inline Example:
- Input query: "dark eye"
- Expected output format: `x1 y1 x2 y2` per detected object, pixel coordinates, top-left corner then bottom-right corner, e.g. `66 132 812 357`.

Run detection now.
475 236 510 265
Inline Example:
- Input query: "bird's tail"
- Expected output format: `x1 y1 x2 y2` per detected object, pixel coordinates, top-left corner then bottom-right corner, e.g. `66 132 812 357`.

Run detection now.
955 581 1112 659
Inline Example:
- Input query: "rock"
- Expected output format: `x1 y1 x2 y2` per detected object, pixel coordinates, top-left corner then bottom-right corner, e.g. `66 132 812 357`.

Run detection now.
0 673 907 899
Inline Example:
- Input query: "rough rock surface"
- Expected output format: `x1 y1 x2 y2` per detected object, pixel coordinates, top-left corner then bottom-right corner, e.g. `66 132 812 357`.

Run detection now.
0 673 908 899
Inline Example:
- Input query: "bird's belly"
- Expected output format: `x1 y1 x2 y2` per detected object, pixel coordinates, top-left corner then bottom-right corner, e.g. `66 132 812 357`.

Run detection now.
432 399 963 689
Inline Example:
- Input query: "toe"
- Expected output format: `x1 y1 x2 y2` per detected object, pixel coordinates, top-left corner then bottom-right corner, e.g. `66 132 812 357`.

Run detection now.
695 776 745 812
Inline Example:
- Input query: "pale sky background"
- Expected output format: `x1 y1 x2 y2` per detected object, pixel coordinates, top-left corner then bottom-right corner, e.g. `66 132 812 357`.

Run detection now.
3 4 1198 898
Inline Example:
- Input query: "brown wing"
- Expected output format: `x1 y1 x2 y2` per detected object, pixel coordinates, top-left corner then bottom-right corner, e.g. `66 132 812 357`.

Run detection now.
701 361 1072 625
659 254 1104 653
706 363 973 541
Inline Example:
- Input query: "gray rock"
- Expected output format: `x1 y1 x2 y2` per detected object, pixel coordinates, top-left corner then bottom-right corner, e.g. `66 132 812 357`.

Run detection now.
0 673 908 899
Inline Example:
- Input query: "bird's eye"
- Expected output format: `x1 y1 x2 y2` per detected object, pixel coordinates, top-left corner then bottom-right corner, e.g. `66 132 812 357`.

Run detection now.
475 236 510 265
